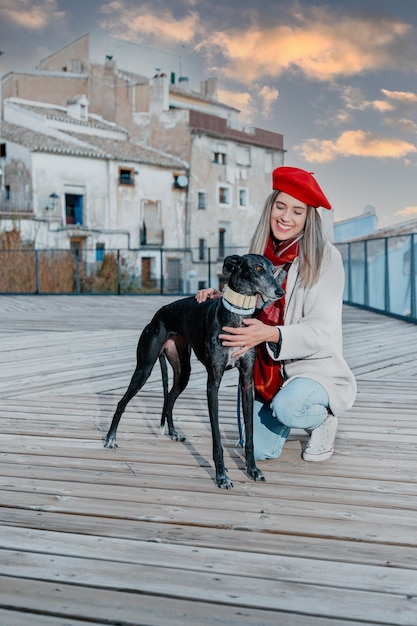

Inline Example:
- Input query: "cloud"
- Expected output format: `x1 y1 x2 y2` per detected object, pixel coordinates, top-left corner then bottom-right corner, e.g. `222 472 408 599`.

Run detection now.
381 89 417 105
217 84 279 124
338 86 417 114
395 206 417 217
295 130 417 163
197 7 414 83
384 117 417 133
97 3 415 84
0 0 65 29
217 88 254 123
259 85 279 118
99 1 201 44
326 85 417 134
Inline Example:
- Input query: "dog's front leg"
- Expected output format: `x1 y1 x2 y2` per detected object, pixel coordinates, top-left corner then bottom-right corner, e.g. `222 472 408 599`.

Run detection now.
207 377 233 489
240 372 265 483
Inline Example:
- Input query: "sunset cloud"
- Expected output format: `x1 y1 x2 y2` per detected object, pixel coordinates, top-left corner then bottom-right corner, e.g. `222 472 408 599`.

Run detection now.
197 9 413 83
0 0 65 29
384 117 417 133
99 1 200 44
381 89 417 106
296 130 417 163
217 88 254 123
259 85 279 118
395 206 417 217
97 2 415 84
217 85 279 124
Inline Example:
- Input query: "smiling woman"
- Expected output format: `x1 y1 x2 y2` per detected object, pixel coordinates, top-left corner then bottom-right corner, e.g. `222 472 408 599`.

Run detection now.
197 166 356 464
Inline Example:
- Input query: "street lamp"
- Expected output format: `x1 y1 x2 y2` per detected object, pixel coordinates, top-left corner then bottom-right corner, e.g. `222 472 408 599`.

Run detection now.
47 192 59 211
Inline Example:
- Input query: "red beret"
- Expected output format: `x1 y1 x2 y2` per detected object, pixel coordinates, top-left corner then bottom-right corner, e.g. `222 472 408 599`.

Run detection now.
272 166 332 210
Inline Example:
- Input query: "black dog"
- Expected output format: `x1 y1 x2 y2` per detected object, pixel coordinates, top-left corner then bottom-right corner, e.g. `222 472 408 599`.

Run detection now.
104 254 284 488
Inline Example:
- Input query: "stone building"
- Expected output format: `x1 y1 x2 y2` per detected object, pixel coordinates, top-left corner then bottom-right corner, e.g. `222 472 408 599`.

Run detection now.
0 33 285 290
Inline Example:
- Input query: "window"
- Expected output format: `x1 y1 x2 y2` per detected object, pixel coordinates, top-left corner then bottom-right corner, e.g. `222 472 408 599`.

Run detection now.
119 168 135 185
65 194 83 225
218 186 230 206
141 200 162 245
199 238 206 260
96 243 105 262
197 191 207 210
239 188 248 208
213 151 227 164
236 145 251 166
212 143 227 165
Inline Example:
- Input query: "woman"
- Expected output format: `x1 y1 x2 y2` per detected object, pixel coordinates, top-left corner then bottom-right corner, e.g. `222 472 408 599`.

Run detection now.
196 166 356 462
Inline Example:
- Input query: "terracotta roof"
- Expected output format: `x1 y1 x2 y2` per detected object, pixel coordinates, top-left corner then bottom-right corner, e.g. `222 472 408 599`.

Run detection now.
1 121 108 158
9 101 117 132
1 121 187 168
66 131 187 168
189 110 284 150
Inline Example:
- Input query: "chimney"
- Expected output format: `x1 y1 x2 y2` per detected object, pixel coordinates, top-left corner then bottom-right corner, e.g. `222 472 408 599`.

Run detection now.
200 77 218 100
67 94 89 121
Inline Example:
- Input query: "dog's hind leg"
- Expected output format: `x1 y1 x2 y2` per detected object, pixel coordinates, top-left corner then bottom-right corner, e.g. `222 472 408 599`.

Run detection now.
160 335 191 441
104 323 166 448
159 353 169 401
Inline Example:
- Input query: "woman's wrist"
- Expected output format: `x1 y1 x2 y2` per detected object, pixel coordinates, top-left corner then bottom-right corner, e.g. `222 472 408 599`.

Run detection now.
267 326 280 343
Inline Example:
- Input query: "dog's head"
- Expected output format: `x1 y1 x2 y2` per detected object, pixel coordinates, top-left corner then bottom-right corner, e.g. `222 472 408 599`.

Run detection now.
223 254 284 305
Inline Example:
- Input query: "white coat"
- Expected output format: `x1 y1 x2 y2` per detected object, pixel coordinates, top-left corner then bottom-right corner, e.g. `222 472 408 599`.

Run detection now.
267 242 357 415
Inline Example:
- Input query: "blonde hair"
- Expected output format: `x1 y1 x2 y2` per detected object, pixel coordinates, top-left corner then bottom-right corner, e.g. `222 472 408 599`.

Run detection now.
249 190 328 288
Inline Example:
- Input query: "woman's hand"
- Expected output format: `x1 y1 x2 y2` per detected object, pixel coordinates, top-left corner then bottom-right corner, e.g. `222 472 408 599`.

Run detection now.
219 318 280 356
195 288 222 303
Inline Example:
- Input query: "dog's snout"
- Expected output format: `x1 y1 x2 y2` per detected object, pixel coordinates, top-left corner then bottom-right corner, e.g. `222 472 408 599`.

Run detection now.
275 285 284 298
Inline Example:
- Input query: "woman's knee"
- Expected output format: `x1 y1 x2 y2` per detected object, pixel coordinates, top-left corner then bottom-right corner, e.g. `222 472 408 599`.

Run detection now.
271 377 329 428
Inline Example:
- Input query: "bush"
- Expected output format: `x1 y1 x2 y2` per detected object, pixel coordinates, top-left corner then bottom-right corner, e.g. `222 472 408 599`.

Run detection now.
0 228 76 293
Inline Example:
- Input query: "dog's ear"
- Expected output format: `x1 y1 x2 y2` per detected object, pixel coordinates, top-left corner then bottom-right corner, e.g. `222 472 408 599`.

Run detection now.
223 255 242 275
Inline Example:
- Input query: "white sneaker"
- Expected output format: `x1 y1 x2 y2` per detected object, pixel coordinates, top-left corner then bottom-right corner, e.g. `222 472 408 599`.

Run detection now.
302 414 338 462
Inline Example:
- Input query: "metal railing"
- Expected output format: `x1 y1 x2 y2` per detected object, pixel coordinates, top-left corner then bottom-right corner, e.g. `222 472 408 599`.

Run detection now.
0 246 246 295
2 236 416 326
336 233 417 324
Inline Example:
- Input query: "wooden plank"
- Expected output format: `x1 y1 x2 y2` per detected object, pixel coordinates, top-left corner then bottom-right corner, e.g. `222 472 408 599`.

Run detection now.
1 526 416 596
0 295 416 626
1 548 417 624
0 577 353 626
2 508 416 570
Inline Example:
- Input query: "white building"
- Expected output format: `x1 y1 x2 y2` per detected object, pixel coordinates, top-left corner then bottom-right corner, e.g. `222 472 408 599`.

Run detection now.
0 33 285 292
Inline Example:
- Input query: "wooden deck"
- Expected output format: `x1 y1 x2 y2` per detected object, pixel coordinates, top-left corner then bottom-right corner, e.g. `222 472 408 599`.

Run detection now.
0 295 416 626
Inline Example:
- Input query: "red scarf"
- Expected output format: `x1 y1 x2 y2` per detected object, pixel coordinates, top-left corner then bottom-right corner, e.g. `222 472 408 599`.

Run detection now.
253 235 300 402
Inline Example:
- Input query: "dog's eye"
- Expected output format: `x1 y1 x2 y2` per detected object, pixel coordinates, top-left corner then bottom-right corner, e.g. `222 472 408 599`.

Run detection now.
254 265 263 272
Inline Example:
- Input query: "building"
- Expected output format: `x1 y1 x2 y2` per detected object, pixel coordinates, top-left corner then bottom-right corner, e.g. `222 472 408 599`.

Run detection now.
0 33 285 291
334 205 378 243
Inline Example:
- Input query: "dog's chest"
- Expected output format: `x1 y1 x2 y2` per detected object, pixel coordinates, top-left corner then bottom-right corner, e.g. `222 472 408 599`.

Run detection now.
225 347 240 369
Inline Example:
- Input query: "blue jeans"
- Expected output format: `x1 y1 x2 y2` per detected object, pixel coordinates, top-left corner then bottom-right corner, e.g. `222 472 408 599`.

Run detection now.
253 377 330 460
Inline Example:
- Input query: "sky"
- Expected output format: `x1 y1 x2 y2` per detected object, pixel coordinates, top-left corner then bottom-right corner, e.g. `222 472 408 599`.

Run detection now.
1 0 417 228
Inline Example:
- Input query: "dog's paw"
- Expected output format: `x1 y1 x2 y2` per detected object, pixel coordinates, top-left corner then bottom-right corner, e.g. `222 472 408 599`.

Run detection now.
169 429 186 442
216 473 233 489
246 465 265 482
104 437 118 449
